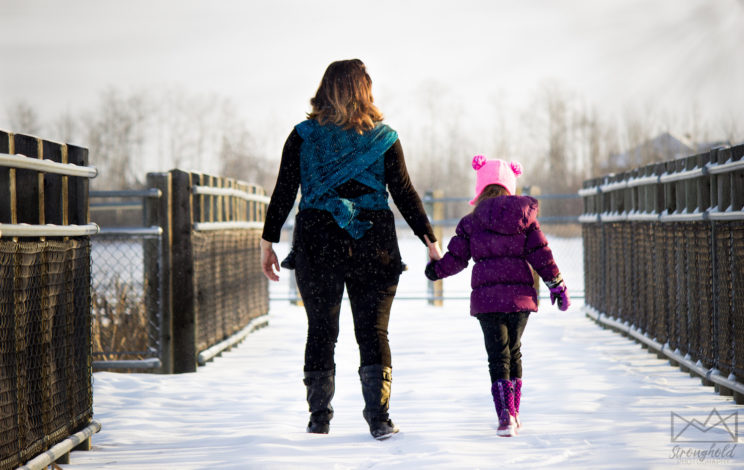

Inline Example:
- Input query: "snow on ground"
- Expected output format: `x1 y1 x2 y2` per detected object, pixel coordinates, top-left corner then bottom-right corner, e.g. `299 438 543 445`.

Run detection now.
65 235 742 469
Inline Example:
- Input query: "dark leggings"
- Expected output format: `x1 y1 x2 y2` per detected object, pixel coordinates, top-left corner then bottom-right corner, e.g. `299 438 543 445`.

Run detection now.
477 312 530 383
293 209 402 372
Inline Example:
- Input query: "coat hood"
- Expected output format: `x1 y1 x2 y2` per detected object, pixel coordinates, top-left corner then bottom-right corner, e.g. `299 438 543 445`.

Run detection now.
472 195 539 235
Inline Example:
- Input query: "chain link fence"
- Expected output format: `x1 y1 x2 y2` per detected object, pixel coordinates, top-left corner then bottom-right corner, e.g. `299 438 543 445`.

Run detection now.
91 231 162 367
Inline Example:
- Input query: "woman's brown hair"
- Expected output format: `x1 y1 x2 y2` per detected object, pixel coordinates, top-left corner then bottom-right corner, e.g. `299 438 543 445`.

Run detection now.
475 184 510 207
307 59 384 134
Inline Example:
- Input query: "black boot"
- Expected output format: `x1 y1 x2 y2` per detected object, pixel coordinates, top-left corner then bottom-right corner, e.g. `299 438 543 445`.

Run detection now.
359 364 399 440
303 369 335 434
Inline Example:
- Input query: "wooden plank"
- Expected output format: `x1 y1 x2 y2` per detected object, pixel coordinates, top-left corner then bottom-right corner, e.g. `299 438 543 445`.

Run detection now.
249 185 257 222
61 145 69 225
13 134 40 225
215 176 223 222
204 174 213 223
66 144 89 225
697 152 711 212
226 178 234 222
731 145 744 211
170 169 197 373
192 173 204 225
43 140 64 225
0 131 12 223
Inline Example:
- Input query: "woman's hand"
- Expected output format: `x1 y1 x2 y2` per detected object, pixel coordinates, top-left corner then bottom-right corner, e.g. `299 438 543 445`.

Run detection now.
260 239 280 282
424 234 443 261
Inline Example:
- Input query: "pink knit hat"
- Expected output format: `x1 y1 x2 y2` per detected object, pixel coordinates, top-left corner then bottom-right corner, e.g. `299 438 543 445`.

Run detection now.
469 155 523 205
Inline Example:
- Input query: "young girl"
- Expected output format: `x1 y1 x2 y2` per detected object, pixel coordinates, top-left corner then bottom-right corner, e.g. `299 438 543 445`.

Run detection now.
424 155 570 437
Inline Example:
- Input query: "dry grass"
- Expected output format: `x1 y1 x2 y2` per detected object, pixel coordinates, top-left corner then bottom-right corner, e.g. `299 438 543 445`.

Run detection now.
91 278 151 362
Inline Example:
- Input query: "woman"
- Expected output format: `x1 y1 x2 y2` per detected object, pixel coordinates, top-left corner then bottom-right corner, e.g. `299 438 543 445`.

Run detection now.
260 59 441 440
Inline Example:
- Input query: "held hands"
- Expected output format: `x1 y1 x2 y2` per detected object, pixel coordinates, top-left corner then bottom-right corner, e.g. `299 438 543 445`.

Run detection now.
260 239 280 282
423 234 442 281
548 281 571 311
424 234 443 261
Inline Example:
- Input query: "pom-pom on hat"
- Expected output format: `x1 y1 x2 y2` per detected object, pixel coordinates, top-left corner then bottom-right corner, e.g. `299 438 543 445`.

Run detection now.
469 155 522 205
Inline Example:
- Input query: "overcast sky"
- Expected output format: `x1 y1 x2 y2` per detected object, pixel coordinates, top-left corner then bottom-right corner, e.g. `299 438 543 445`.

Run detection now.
1 0 742 157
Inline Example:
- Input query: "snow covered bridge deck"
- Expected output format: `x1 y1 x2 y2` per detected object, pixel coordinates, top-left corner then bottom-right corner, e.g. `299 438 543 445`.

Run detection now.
66 238 741 469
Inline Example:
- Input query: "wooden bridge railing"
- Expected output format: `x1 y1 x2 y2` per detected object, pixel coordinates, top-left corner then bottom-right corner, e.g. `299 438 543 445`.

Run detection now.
580 143 744 403
0 130 100 470
147 170 271 373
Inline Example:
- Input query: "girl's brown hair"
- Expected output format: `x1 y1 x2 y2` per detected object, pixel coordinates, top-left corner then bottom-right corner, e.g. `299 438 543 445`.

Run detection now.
308 59 384 134
474 184 510 207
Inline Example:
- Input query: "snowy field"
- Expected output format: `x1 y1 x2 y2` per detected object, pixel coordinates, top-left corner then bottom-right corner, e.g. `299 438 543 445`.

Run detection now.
65 234 742 469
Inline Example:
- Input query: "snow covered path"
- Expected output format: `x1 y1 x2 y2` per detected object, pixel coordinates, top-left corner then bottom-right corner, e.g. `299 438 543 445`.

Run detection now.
66 238 742 469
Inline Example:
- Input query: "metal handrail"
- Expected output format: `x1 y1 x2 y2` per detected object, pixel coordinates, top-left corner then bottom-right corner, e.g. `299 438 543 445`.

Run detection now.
0 223 99 237
96 226 163 237
0 152 97 178
579 153 744 195
90 189 162 198
193 221 264 231
192 185 271 204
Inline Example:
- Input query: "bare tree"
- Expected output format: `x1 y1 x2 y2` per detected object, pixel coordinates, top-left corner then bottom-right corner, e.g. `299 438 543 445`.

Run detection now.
219 127 275 190
83 88 150 189
5 100 42 136
51 111 78 143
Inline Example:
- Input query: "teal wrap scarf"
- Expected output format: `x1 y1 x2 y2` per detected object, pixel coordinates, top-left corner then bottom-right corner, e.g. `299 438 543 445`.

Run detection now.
295 119 398 239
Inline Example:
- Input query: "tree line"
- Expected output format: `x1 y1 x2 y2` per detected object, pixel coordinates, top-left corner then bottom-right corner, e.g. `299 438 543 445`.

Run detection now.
5 81 741 198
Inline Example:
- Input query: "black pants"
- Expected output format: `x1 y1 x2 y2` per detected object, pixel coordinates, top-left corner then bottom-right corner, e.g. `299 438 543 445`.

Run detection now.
477 312 530 383
294 209 402 372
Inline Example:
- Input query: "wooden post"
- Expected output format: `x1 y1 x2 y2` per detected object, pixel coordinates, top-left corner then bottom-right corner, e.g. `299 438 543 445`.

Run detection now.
0 131 12 223
425 190 444 306
684 155 698 213
14 134 40 225
731 149 744 212
42 140 64 226
170 170 197 373
193 173 205 226
67 144 89 225
146 172 173 374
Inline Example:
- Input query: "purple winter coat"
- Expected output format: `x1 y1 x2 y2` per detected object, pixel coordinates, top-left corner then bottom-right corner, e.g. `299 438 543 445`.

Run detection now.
429 195 560 315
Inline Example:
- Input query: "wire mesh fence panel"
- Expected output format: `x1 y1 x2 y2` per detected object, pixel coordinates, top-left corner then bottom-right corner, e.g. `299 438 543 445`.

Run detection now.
192 230 267 353
584 224 602 310
732 222 744 380
657 224 674 348
16 242 45 459
693 225 715 369
715 222 735 376
0 242 19 469
633 223 649 335
671 224 688 356
620 223 633 323
684 225 701 362
90 235 161 361
0 238 92 470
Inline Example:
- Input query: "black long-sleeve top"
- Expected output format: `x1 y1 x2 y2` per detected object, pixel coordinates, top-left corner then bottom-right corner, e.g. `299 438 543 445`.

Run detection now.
262 128 436 245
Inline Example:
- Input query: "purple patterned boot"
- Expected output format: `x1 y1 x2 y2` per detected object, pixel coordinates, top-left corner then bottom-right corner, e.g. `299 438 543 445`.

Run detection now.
491 379 516 437
511 378 522 431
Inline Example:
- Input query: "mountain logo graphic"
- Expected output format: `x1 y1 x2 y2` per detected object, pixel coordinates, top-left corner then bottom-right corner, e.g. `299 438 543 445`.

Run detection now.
671 409 739 443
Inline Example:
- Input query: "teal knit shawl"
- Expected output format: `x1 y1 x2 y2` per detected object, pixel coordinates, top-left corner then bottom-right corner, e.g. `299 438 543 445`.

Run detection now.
295 119 398 239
